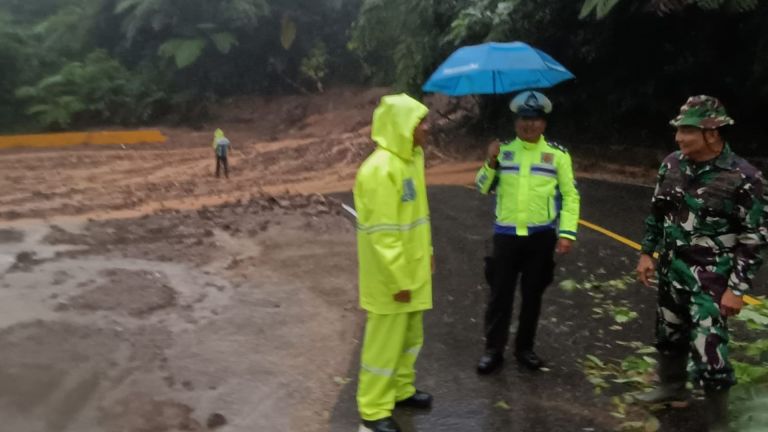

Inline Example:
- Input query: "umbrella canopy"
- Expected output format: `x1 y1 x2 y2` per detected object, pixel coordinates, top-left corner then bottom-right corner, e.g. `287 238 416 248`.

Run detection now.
422 41 575 96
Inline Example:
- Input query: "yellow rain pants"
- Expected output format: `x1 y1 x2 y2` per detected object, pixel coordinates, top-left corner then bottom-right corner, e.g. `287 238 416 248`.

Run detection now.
357 311 423 421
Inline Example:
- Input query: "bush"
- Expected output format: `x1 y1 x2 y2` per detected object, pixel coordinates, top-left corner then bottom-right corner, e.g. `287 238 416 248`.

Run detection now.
15 50 167 129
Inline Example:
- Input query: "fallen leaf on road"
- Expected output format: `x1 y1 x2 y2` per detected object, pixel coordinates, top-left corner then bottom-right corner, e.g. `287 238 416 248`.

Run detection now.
333 376 351 385
494 400 510 410
559 279 578 292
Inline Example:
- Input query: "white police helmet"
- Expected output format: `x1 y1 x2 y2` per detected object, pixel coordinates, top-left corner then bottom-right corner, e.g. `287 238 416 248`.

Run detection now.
509 91 553 118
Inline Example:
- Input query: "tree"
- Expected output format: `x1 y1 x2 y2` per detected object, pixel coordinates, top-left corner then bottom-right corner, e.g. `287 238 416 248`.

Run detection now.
348 0 443 94
580 0 762 19
300 41 329 92
2 0 766 151
0 12 34 131
261 0 363 93
115 0 270 68
32 0 103 58
15 50 165 129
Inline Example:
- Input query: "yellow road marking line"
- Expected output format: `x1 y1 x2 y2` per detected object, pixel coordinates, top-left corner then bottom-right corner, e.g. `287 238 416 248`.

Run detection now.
578 219 761 306
578 219 643 251
462 184 762 305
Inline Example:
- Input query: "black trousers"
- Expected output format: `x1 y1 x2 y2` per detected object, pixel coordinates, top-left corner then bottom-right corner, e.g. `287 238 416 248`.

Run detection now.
484 230 557 354
215 155 229 178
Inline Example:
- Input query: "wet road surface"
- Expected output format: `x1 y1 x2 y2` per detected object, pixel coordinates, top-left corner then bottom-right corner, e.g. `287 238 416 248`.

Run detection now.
330 180 766 432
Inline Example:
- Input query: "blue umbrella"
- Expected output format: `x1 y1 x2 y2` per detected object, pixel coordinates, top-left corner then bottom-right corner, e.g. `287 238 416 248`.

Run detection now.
422 41 575 96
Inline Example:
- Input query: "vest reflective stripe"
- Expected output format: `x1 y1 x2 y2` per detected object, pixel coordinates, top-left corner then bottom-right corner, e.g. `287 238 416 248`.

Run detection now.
499 163 521 173
495 220 557 228
530 164 557 178
494 221 557 236
531 163 556 172
476 171 490 189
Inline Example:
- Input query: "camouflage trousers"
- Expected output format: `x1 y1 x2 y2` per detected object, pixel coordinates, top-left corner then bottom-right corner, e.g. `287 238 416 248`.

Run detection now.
656 257 736 390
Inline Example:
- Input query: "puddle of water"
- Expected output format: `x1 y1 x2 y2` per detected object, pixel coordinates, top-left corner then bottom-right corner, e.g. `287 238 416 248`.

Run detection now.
0 228 24 243
0 222 90 274
0 253 14 273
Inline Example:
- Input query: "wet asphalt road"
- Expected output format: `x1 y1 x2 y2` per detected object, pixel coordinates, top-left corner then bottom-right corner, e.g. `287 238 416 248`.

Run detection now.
329 179 766 432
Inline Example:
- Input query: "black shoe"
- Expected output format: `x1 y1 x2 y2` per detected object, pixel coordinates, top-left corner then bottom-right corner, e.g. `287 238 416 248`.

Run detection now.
477 352 504 375
360 417 401 432
395 390 433 409
515 350 543 370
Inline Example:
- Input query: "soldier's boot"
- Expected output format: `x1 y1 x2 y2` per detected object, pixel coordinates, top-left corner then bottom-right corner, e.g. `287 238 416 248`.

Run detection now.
632 354 690 405
704 389 729 432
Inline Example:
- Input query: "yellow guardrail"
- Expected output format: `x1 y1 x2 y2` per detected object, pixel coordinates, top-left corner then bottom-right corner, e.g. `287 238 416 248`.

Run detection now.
0 130 167 149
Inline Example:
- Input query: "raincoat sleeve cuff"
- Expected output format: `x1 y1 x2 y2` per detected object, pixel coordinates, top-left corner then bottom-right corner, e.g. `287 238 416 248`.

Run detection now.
476 163 497 194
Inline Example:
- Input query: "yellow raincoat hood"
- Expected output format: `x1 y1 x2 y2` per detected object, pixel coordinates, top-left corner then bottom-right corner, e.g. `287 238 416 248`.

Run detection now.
213 128 225 148
371 94 428 160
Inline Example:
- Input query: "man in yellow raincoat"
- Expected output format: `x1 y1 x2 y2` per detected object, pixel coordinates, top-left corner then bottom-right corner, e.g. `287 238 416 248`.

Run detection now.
212 128 231 178
354 94 433 432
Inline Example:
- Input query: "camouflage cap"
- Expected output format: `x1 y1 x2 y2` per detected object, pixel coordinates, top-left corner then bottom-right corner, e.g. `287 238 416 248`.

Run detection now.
669 95 734 129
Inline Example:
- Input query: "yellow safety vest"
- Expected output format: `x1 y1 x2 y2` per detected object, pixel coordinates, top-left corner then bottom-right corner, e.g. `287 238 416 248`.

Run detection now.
475 136 580 240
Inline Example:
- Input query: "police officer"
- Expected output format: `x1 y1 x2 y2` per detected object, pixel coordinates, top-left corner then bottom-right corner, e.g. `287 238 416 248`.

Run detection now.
635 95 768 431
475 91 580 373
354 94 434 432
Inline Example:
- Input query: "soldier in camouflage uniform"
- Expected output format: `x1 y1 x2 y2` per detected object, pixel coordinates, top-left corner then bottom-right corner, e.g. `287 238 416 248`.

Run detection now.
635 95 768 431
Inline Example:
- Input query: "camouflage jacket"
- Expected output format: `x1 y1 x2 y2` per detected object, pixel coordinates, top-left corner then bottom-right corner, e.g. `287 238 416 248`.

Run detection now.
641 144 768 296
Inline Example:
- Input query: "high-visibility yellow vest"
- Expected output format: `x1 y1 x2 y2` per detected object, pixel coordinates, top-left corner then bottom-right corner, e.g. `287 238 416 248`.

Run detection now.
476 136 580 240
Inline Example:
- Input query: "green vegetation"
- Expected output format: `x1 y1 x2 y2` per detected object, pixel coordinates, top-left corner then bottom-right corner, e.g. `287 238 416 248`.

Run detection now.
1 0 766 152
580 0 762 19
565 276 768 431
0 0 361 131
15 50 164 128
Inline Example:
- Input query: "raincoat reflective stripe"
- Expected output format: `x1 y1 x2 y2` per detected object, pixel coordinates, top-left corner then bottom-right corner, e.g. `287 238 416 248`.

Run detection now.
356 217 430 234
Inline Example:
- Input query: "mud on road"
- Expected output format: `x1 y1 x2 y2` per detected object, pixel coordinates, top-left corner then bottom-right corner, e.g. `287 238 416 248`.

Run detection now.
0 87 670 432
0 87 477 432
0 194 360 432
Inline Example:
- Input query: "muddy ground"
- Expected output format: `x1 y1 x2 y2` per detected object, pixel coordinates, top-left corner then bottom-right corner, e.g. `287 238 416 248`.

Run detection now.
0 194 359 432
0 87 659 222
0 88 418 432
0 87 667 432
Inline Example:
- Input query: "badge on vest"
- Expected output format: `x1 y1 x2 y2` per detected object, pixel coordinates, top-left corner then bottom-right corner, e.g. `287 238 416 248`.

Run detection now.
502 151 514 161
402 178 416 202
541 153 554 164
